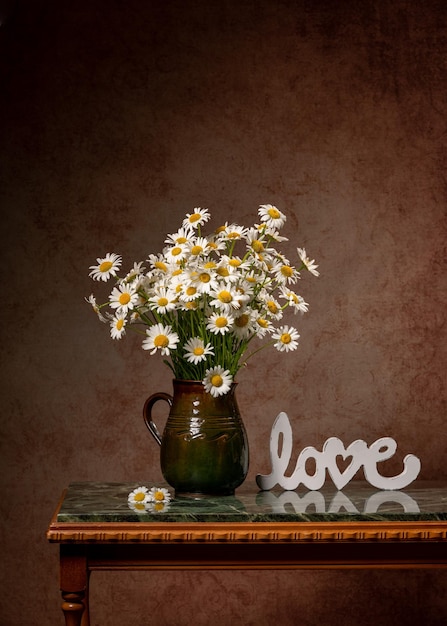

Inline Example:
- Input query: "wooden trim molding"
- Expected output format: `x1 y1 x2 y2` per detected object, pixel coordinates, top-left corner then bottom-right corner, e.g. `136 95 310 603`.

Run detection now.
47 520 447 544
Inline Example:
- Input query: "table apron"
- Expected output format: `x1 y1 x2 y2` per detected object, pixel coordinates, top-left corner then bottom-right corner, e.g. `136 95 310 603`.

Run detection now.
60 541 447 571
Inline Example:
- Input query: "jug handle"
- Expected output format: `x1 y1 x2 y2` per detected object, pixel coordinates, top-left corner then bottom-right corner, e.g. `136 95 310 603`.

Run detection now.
143 392 173 446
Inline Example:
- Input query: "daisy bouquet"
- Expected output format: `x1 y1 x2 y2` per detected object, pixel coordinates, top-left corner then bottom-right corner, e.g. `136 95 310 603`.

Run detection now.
87 205 318 397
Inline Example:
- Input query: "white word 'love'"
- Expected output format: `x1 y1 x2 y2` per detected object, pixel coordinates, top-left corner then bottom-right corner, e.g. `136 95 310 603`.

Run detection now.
256 412 421 491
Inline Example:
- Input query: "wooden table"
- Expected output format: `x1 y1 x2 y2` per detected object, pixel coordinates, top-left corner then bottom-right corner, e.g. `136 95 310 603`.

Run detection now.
47 481 447 626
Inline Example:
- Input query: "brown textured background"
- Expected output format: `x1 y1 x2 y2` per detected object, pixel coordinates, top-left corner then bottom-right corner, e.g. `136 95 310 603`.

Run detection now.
1 1 447 624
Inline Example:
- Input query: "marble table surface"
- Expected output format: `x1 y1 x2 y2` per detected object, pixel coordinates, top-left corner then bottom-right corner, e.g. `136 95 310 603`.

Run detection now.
57 480 447 523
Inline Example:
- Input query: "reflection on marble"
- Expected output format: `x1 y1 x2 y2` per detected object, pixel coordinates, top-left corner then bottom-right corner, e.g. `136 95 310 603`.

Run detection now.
56 481 447 523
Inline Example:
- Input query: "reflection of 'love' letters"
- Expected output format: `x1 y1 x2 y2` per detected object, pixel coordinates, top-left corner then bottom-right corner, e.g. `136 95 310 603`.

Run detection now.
256 412 421 491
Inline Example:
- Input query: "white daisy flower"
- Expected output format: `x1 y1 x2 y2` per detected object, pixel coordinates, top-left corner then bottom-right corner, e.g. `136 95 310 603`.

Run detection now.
209 284 241 313
187 266 219 294
297 248 320 277
124 261 145 283
254 316 272 338
110 312 127 340
203 366 233 397
270 259 299 285
258 204 287 229
142 323 179 355
148 286 176 314
128 486 150 505
109 283 139 314
272 325 300 352
216 223 248 242
164 242 189 264
148 486 172 504
187 236 210 258
85 295 108 323
262 296 283 320
89 252 122 282
165 226 193 246
279 287 309 314
183 207 210 229
206 312 234 335
233 310 255 339
183 337 214 364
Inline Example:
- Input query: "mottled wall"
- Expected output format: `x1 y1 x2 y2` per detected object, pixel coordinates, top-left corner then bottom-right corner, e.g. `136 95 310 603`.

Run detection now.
1 1 447 624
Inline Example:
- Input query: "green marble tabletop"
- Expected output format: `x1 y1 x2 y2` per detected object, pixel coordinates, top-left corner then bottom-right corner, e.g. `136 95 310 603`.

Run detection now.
57 481 447 523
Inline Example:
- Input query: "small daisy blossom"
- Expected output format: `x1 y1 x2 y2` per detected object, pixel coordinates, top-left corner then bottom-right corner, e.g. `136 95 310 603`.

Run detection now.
297 248 320 277
272 325 300 352
183 207 210 229
142 323 179 355
258 204 287 229
279 287 309 314
148 286 176 314
89 252 122 282
183 337 215 364
203 366 233 397
148 486 172 504
128 486 150 505
109 283 139 314
110 312 127 339
206 312 235 335
209 284 241 313
85 295 108 322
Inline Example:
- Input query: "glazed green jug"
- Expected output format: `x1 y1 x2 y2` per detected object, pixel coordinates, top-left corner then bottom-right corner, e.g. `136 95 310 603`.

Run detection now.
144 379 249 496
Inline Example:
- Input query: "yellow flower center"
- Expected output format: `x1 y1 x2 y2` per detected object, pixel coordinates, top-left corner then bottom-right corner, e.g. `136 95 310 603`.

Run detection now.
188 213 201 223
235 314 249 328
119 293 131 305
99 261 113 273
211 374 223 387
252 240 264 253
229 258 241 267
193 347 205 356
218 290 232 303
154 334 169 348
154 491 165 501
281 265 293 277
154 261 167 272
257 318 269 328
185 301 198 310
216 267 229 277
215 316 228 328
204 261 217 269
199 272 211 283
176 236 187 244
227 231 241 239
171 246 182 256
215 225 226 234
172 268 183 276
268 207 281 219
267 300 278 314
116 319 124 330
191 245 203 255
281 333 292 344
186 286 197 296
157 297 169 307
134 492 146 502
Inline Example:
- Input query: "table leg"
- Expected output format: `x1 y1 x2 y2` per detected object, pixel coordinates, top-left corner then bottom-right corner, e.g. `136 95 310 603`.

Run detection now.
60 546 89 626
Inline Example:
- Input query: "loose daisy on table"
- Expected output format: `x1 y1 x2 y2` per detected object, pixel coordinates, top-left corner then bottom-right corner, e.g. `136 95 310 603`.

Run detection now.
87 203 319 396
128 486 150 506
127 486 172 513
